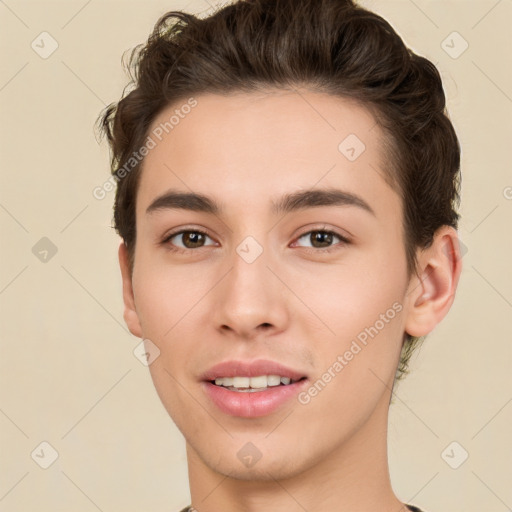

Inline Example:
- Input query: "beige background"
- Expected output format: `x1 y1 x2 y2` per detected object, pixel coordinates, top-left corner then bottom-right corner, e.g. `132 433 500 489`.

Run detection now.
1 0 511 511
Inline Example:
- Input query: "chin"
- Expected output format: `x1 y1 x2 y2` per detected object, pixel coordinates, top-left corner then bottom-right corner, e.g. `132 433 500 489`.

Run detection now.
191 437 318 482
212 457 308 482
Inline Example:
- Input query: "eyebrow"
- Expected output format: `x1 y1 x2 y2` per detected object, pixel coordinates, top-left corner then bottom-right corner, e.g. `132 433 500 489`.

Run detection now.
146 188 375 217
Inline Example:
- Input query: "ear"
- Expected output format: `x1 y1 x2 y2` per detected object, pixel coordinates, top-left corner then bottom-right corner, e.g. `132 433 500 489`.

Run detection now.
404 226 463 338
118 241 143 338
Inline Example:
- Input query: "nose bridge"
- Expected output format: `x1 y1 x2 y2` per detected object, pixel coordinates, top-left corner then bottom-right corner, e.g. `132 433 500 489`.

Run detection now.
229 237 276 308
212 235 289 336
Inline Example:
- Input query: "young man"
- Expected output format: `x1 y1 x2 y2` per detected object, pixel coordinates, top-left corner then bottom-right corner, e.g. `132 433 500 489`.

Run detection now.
97 1 462 510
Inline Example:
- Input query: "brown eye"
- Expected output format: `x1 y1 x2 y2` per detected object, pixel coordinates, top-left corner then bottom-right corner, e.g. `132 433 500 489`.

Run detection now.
181 232 206 248
164 230 216 250
293 229 350 252
310 231 334 248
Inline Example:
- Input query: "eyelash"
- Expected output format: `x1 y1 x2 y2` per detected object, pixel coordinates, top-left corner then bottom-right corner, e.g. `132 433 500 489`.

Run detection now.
161 226 350 255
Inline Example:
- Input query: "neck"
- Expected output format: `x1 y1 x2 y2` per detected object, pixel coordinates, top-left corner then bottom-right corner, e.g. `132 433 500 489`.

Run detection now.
186 392 407 512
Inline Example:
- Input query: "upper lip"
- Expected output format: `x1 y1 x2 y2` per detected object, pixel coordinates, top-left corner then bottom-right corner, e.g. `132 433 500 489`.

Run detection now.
200 359 308 381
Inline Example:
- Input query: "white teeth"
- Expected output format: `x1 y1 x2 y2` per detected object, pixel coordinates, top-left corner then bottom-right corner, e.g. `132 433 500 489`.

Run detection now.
232 376 250 388
249 375 268 388
213 374 299 390
267 375 281 386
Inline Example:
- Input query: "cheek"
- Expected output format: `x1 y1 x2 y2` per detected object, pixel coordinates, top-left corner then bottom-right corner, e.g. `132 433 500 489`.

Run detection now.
131 261 208 423
290 252 407 404
130 258 218 395
290 252 407 341
291 270 405 442
131 257 212 341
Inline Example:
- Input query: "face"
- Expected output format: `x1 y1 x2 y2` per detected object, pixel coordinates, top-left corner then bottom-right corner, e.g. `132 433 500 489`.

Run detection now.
122 90 418 480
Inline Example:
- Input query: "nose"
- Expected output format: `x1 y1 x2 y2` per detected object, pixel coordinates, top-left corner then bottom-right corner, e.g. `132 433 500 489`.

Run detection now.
211 244 291 340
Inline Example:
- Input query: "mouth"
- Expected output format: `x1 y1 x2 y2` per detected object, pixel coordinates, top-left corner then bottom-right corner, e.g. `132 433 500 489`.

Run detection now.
208 375 308 392
200 359 310 418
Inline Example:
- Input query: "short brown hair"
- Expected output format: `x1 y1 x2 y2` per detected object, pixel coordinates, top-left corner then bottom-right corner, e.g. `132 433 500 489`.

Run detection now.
97 0 461 381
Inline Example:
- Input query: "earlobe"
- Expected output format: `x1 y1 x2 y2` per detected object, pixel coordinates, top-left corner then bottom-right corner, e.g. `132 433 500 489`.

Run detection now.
404 226 463 338
118 242 143 338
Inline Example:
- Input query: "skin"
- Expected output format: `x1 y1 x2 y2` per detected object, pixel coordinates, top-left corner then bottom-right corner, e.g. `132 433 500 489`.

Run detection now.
118 90 461 512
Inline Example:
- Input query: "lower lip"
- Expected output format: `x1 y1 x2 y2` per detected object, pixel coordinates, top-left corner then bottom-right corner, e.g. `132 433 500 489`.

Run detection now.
202 380 309 418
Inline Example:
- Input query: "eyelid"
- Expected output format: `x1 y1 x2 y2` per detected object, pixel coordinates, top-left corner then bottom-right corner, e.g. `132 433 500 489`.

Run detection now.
161 226 217 248
293 224 352 243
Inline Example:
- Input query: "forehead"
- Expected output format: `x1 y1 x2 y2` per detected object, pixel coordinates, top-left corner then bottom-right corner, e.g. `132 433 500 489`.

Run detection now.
136 90 394 217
